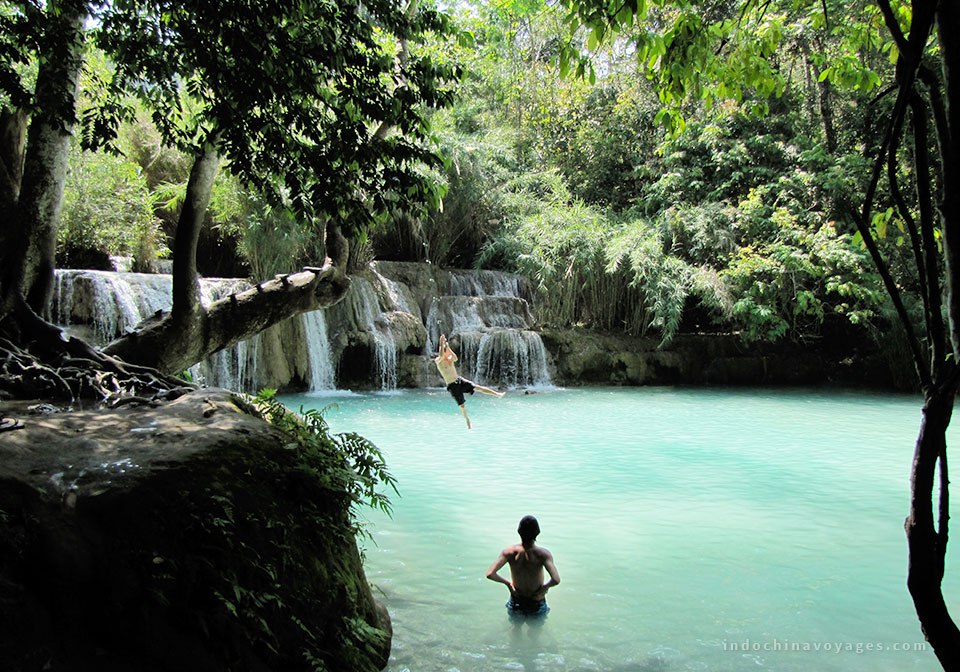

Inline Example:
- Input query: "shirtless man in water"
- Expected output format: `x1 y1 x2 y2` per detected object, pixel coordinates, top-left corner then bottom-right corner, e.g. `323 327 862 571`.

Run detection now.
486 515 560 616
435 333 504 429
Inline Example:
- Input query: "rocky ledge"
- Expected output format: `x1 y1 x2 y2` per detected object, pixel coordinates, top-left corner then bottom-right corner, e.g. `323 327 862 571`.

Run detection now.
0 390 390 672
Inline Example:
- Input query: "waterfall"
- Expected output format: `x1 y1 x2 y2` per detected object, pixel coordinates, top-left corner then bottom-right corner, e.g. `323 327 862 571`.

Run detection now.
51 269 338 393
424 299 439 356
303 309 335 391
345 277 398 391
52 269 173 342
475 330 551 388
448 269 522 297
51 265 549 391
194 338 258 392
371 265 416 314
54 270 75 327
403 265 551 390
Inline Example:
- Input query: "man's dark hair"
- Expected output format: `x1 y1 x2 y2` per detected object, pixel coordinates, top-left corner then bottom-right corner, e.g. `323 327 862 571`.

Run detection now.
518 515 540 544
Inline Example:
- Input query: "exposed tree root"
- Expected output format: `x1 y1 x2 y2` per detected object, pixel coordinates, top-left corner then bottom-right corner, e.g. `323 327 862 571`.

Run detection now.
0 299 196 405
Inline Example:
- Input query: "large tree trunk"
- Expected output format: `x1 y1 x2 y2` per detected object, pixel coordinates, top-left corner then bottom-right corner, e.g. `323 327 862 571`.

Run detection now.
903 3 960 668
0 2 85 320
906 389 960 669
169 135 220 350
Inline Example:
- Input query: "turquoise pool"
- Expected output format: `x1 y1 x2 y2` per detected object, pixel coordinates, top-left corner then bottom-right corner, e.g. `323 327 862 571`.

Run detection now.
280 387 958 671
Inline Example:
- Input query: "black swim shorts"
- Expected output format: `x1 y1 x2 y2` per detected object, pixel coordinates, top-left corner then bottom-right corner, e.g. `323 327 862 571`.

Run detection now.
446 377 476 406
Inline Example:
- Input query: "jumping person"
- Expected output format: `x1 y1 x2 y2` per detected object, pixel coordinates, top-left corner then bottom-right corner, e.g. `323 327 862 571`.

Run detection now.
435 333 504 429
486 515 560 617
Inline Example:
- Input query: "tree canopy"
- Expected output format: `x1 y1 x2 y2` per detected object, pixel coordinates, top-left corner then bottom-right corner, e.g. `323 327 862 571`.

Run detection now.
0 0 462 393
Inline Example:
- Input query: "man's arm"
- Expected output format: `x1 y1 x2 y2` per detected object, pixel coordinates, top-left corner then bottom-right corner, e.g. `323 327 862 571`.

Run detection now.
486 551 514 593
542 551 560 591
437 334 458 362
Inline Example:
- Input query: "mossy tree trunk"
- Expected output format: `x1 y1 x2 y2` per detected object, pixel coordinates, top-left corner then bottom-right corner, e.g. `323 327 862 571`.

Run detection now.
0 0 85 321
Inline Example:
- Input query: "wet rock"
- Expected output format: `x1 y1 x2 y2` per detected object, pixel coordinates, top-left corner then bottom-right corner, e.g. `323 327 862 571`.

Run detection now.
0 390 390 672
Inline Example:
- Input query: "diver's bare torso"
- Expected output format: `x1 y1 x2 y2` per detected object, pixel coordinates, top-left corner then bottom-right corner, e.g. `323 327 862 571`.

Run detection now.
435 352 459 385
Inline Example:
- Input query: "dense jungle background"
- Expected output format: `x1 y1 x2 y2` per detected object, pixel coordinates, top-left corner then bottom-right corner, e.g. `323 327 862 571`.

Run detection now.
42 0 914 386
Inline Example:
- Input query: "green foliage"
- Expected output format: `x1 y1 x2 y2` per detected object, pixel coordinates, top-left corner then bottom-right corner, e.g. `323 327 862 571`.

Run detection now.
482 172 612 327
120 111 193 190
482 172 730 343
89 0 464 236
0 2 38 110
473 89 883 345
606 217 732 343
558 0 897 133
232 194 323 280
720 206 882 342
58 146 166 269
253 389 397 525
428 126 519 266
15 0 904 357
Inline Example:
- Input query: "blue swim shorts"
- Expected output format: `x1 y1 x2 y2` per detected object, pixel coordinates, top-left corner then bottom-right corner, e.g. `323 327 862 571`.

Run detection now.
506 596 549 617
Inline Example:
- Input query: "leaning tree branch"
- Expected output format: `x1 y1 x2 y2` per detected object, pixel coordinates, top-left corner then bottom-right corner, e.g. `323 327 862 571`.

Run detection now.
104 222 351 376
886 117 928 326
876 0 910 58
852 208 932 389
909 93 948 375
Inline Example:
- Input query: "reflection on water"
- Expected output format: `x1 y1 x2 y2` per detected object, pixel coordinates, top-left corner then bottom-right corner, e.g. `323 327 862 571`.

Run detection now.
280 387 957 672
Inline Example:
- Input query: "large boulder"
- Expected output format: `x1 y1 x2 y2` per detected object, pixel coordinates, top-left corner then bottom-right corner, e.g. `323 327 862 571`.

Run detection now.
0 390 390 672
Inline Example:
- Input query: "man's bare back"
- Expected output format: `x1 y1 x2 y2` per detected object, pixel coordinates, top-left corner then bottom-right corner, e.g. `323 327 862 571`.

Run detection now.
486 515 559 615
499 544 556 601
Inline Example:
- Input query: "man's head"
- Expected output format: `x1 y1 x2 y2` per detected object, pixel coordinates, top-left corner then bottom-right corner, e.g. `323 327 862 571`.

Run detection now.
517 515 540 545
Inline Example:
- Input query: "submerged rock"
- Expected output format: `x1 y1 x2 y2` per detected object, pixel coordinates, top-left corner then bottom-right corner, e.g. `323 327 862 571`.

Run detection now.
0 390 390 672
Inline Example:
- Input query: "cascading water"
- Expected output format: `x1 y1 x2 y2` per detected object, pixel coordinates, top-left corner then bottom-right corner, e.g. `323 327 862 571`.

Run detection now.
423 299 439 356
52 269 173 342
474 330 550 387
191 277 260 391
371 265 417 315
447 269 522 298
51 265 547 391
302 309 335 391
52 269 337 393
343 277 399 391
405 265 551 389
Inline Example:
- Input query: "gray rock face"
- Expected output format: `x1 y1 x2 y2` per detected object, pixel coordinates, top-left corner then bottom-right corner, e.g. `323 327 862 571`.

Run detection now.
0 391 390 672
